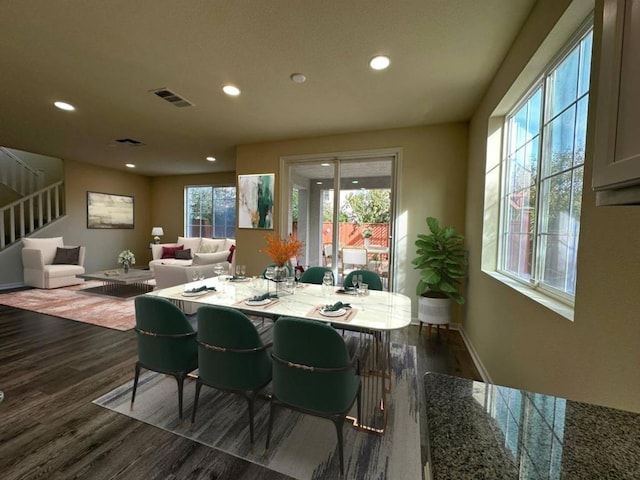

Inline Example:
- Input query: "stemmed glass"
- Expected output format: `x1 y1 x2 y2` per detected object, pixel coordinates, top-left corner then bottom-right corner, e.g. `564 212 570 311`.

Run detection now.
351 274 361 292
322 271 333 296
213 264 224 290
358 282 369 310
265 266 275 295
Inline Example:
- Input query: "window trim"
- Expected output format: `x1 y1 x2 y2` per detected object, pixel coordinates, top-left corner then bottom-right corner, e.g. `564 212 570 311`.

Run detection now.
496 20 593 307
184 184 237 239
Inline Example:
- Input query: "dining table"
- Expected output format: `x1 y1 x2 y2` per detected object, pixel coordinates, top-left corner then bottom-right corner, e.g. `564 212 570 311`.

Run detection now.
147 275 412 434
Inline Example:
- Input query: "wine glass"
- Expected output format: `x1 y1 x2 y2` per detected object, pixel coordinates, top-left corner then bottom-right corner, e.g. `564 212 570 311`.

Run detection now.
358 282 369 310
240 265 246 277
351 274 360 291
322 271 333 296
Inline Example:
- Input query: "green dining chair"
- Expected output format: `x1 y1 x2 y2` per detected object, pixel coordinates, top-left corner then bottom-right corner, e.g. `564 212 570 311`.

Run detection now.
299 266 333 285
343 269 383 291
192 306 272 445
132 296 198 420
265 317 361 478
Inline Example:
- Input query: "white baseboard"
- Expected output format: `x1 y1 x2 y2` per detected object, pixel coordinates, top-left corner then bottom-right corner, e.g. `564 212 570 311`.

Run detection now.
457 324 493 384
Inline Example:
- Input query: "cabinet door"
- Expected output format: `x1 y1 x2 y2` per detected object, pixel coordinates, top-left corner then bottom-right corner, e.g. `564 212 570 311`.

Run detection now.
593 0 640 191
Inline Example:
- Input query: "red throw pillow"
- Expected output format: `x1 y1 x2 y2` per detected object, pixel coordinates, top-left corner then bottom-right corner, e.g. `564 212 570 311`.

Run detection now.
226 244 236 263
161 245 184 259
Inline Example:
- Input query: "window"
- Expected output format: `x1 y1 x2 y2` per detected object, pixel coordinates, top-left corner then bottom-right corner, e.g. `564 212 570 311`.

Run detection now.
185 186 236 238
499 25 592 301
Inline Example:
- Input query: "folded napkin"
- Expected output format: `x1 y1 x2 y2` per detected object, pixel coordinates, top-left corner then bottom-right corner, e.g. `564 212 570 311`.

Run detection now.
323 301 351 311
335 287 356 294
186 285 217 293
249 292 278 301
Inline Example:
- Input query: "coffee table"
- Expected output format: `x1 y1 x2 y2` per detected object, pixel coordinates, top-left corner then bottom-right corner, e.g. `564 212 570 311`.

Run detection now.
79 269 155 298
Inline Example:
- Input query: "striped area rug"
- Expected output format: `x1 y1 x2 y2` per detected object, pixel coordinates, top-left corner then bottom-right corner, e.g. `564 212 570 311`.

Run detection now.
0 282 136 330
93 334 421 479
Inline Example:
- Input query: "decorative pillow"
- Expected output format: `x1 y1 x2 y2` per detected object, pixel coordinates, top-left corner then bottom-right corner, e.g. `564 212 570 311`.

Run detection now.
174 248 192 260
177 236 202 253
52 246 81 265
226 244 236 263
161 245 184 259
192 251 229 265
199 237 224 253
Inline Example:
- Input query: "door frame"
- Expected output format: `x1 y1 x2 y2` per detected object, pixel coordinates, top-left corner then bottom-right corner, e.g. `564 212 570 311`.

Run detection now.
279 147 402 290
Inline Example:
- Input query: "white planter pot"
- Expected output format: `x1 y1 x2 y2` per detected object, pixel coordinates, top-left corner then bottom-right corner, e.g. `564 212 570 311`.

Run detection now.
364 238 370 248
418 296 451 325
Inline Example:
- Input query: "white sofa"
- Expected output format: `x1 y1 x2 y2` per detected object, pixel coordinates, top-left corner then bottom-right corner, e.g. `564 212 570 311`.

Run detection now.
22 237 86 289
149 236 236 274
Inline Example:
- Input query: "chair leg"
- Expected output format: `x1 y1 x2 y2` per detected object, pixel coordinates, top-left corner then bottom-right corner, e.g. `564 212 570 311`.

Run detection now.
244 394 256 445
265 399 277 451
130 363 141 410
175 373 185 420
332 416 346 477
191 381 202 424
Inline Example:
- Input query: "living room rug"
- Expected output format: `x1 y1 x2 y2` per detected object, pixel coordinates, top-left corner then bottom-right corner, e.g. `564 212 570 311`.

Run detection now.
93 338 421 480
0 281 136 330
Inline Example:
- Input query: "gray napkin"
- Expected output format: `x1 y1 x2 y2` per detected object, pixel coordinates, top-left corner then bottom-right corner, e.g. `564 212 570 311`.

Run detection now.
186 285 216 293
324 301 350 311
250 293 278 301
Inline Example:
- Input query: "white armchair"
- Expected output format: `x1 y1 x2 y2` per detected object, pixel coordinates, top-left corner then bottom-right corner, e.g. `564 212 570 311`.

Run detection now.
22 237 86 289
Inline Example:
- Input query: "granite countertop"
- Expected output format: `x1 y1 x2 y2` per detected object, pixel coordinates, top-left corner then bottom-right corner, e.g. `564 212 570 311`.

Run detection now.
424 372 640 479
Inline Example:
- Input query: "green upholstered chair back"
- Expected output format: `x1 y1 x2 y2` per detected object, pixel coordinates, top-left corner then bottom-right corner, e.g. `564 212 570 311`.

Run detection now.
343 269 383 291
272 317 358 414
197 306 271 391
134 296 197 373
299 266 333 285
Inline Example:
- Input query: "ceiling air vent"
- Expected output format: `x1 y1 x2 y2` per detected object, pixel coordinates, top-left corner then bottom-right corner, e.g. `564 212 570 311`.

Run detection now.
150 88 194 108
115 138 145 147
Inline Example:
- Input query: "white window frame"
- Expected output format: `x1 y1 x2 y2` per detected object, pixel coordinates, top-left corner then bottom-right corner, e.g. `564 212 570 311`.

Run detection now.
184 184 236 238
497 21 593 306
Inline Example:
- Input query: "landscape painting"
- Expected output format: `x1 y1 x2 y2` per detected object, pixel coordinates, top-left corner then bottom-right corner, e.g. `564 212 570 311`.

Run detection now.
87 192 134 229
238 173 274 229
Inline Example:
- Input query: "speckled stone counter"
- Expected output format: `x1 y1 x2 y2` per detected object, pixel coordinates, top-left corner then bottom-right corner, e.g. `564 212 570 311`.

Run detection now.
424 372 640 479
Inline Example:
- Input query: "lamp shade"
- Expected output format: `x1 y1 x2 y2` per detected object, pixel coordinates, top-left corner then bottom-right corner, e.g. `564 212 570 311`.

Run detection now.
151 227 164 237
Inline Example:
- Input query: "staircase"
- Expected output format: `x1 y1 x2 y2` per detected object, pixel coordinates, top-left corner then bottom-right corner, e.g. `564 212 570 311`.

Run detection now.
0 148 65 250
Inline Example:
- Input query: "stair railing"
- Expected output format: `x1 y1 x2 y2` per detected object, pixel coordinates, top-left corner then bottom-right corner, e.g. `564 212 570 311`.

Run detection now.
0 180 64 249
0 147 44 195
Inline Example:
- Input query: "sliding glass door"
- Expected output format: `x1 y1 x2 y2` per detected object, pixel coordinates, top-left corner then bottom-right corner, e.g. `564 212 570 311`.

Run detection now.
283 152 396 290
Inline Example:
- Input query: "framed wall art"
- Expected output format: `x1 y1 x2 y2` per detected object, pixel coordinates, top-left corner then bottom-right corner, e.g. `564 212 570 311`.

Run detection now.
238 173 274 229
86 191 134 229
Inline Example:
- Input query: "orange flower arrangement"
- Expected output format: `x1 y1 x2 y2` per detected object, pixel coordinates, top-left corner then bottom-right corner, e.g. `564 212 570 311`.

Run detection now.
261 234 304 266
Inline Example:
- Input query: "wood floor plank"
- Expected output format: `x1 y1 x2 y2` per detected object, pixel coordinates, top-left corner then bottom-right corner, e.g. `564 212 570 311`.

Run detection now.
0 304 480 479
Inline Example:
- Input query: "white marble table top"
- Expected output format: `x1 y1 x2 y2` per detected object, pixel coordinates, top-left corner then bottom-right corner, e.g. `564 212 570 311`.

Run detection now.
147 276 412 331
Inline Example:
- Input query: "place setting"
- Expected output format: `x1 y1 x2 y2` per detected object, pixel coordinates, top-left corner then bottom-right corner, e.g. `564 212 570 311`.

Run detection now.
181 284 217 297
236 292 280 309
308 300 357 321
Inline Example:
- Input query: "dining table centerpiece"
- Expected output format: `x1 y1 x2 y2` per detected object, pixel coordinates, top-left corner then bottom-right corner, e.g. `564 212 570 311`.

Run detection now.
261 234 304 282
118 249 136 273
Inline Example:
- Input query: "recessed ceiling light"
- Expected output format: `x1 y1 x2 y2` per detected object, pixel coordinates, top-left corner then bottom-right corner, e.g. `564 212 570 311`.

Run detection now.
321 163 331 167
54 101 75 111
316 181 323 185
290 73 307 83
222 85 241 96
352 180 359 184
206 156 216 162
369 55 390 70
125 163 136 168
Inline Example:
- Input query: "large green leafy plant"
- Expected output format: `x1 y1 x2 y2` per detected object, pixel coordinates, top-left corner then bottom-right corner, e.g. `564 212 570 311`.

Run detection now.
412 217 467 304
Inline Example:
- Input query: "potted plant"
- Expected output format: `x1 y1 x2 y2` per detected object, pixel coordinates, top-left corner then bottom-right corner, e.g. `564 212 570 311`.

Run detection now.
412 217 467 326
362 226 373 248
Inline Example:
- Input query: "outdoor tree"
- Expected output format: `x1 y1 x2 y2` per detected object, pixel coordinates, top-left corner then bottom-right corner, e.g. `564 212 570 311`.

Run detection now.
340 189 391 224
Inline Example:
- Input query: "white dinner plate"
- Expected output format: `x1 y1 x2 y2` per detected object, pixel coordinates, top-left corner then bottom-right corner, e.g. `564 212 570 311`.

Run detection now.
245 298 271 306
319 308 346 317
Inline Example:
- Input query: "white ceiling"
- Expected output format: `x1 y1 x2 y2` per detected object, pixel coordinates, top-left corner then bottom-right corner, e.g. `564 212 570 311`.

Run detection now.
0 0 535 177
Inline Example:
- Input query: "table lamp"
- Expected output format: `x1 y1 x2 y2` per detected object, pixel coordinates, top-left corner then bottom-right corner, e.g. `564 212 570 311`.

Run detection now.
151 227 164 244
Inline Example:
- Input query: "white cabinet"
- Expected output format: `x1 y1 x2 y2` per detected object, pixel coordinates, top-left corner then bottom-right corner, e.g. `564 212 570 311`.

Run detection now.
593 0 640 205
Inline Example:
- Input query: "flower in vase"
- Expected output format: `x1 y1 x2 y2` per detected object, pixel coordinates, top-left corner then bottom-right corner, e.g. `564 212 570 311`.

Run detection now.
118 249 136 266
260 234 304 267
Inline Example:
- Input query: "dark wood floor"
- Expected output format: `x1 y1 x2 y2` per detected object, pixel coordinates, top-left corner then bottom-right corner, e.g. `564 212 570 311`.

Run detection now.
0 306 480 480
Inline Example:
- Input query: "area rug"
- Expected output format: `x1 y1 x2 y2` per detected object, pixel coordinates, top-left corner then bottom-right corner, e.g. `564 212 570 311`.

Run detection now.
93 339 421 480
0 281 136 330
